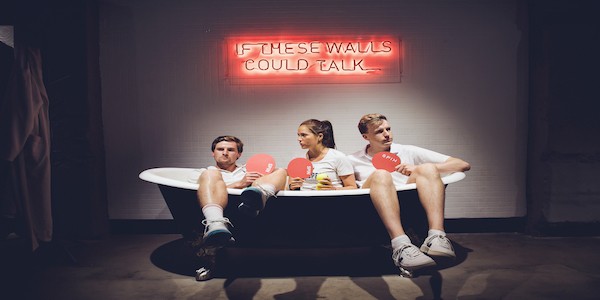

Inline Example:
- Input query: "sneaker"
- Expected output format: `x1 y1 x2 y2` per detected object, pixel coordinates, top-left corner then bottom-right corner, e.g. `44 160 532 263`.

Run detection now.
420 234 456 258
238 186 269 217
201 218 234 248
392 243 436 270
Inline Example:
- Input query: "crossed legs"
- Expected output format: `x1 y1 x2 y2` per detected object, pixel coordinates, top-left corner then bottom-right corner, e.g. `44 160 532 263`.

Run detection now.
197 168 288 246
197 168 287 211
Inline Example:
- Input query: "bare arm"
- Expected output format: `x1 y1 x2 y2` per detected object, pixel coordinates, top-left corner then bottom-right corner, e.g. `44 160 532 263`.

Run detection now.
337 174 358 190
435 157 471 174
398 157 470 176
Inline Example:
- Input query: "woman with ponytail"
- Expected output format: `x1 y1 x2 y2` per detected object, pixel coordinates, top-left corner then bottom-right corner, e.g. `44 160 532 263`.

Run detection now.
288 119 357 191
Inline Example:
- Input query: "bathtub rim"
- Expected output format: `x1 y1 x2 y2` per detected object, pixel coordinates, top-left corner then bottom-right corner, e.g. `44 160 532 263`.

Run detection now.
139 167 466 197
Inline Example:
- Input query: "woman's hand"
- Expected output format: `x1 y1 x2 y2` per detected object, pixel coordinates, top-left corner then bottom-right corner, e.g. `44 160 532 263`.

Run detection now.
316 176 335 190
288 177 304 190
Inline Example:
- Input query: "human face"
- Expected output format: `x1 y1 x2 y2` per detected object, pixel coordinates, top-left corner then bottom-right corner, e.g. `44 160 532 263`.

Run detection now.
297 125 321 150
212 141 241 169
363 119 394 151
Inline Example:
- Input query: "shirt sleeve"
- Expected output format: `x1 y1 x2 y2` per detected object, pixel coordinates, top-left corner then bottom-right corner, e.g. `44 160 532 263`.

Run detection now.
335 152 355 176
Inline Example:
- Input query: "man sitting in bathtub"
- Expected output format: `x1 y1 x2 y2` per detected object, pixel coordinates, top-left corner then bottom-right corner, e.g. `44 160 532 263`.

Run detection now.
348 113 471 272
195 135 287 248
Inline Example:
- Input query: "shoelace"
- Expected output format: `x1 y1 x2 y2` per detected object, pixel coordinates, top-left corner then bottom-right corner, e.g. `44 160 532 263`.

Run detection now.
393 244 422 260
201 217 233 234
428 234 452 249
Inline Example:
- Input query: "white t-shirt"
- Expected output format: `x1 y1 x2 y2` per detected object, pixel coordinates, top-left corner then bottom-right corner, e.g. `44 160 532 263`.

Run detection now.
301 148 355 191
188 165 246 186
347 143 450 188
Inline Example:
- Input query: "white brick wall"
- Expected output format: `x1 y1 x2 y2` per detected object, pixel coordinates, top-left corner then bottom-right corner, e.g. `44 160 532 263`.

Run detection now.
100 0 527 219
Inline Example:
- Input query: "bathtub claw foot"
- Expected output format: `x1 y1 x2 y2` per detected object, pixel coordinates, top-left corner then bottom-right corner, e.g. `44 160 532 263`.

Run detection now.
195 267 213 281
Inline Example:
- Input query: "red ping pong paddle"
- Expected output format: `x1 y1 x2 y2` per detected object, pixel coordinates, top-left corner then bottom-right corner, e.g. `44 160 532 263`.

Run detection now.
287 157 313 178
246 154 276 175
372 151 401 172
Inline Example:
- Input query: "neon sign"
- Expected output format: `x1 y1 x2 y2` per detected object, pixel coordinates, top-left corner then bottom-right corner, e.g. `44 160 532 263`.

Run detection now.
226 36 402 84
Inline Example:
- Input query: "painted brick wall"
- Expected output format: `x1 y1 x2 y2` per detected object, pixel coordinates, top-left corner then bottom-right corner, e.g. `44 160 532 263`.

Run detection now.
99 0 527 219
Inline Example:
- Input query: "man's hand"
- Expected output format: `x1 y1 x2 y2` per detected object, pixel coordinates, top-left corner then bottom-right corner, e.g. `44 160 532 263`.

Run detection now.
230 172 262 189
395 164 416 176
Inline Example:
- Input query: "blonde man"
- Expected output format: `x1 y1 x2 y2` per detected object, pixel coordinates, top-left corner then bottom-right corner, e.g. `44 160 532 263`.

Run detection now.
348 114 471 271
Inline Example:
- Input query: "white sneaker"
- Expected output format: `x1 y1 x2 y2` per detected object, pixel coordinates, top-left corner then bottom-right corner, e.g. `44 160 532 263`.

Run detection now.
420 234 456 258
202 218 234 248
392 243 436 270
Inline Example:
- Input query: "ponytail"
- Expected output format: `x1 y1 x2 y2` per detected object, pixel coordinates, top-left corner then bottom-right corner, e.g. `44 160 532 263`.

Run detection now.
300 119 337 149
321 120 336 149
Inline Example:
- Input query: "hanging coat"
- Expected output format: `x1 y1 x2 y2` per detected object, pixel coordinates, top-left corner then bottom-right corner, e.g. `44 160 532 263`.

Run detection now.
0 43 52 251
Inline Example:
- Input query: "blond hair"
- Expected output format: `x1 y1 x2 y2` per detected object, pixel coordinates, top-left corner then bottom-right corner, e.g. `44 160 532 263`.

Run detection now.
358 113 387 134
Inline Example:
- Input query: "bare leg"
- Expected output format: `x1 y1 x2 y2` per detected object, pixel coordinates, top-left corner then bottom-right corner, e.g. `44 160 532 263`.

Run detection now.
197 169 228 209
363 169 406 239
366 170 437 271
252 168 287 192
407 163 445 231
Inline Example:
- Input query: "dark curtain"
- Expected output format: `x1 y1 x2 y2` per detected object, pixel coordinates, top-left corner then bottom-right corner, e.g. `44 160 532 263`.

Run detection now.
0 29 52 251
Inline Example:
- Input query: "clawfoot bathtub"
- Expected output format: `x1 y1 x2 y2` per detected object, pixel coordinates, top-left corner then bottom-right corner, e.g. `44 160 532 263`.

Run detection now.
139 168 466 279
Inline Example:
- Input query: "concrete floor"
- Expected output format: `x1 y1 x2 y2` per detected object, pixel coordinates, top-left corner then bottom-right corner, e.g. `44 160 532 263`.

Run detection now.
3 233 599 299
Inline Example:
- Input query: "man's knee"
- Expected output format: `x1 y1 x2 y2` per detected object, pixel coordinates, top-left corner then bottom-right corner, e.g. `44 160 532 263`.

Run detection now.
413 163 441 179
199 169 223 183
368 169 394 186
271 168 287 177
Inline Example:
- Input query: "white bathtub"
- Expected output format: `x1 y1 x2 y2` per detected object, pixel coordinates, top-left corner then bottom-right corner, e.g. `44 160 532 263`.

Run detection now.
140 167 466 279
139 167 465 246
139 167 466 196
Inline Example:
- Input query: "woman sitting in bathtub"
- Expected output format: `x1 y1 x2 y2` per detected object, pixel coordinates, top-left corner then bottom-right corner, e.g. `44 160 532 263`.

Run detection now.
288 119 358 191
236 119 357 216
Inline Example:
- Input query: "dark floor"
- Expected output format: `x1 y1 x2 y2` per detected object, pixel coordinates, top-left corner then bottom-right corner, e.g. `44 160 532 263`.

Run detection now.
2 233 600 299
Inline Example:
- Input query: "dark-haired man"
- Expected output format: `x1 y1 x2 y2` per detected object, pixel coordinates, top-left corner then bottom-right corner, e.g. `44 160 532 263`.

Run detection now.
195 136 287 248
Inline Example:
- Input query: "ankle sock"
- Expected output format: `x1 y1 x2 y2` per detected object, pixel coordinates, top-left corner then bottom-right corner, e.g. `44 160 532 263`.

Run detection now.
257 183 276 196
391 234 412 250
428 229 446 237
202 204 224 221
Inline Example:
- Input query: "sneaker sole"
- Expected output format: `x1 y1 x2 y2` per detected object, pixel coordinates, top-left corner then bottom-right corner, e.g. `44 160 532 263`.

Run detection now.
400 259 437 270
203 229 233 248
425 250 456 258
420 245 456 258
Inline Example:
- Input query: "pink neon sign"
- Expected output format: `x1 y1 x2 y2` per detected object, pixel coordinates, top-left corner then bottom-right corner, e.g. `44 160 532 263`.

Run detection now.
226 36 402 84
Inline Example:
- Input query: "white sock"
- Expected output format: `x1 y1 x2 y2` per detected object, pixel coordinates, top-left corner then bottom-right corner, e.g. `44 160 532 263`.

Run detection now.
391 234 412 250
202 204 224 221
258 183 276 196
428 229 446 237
